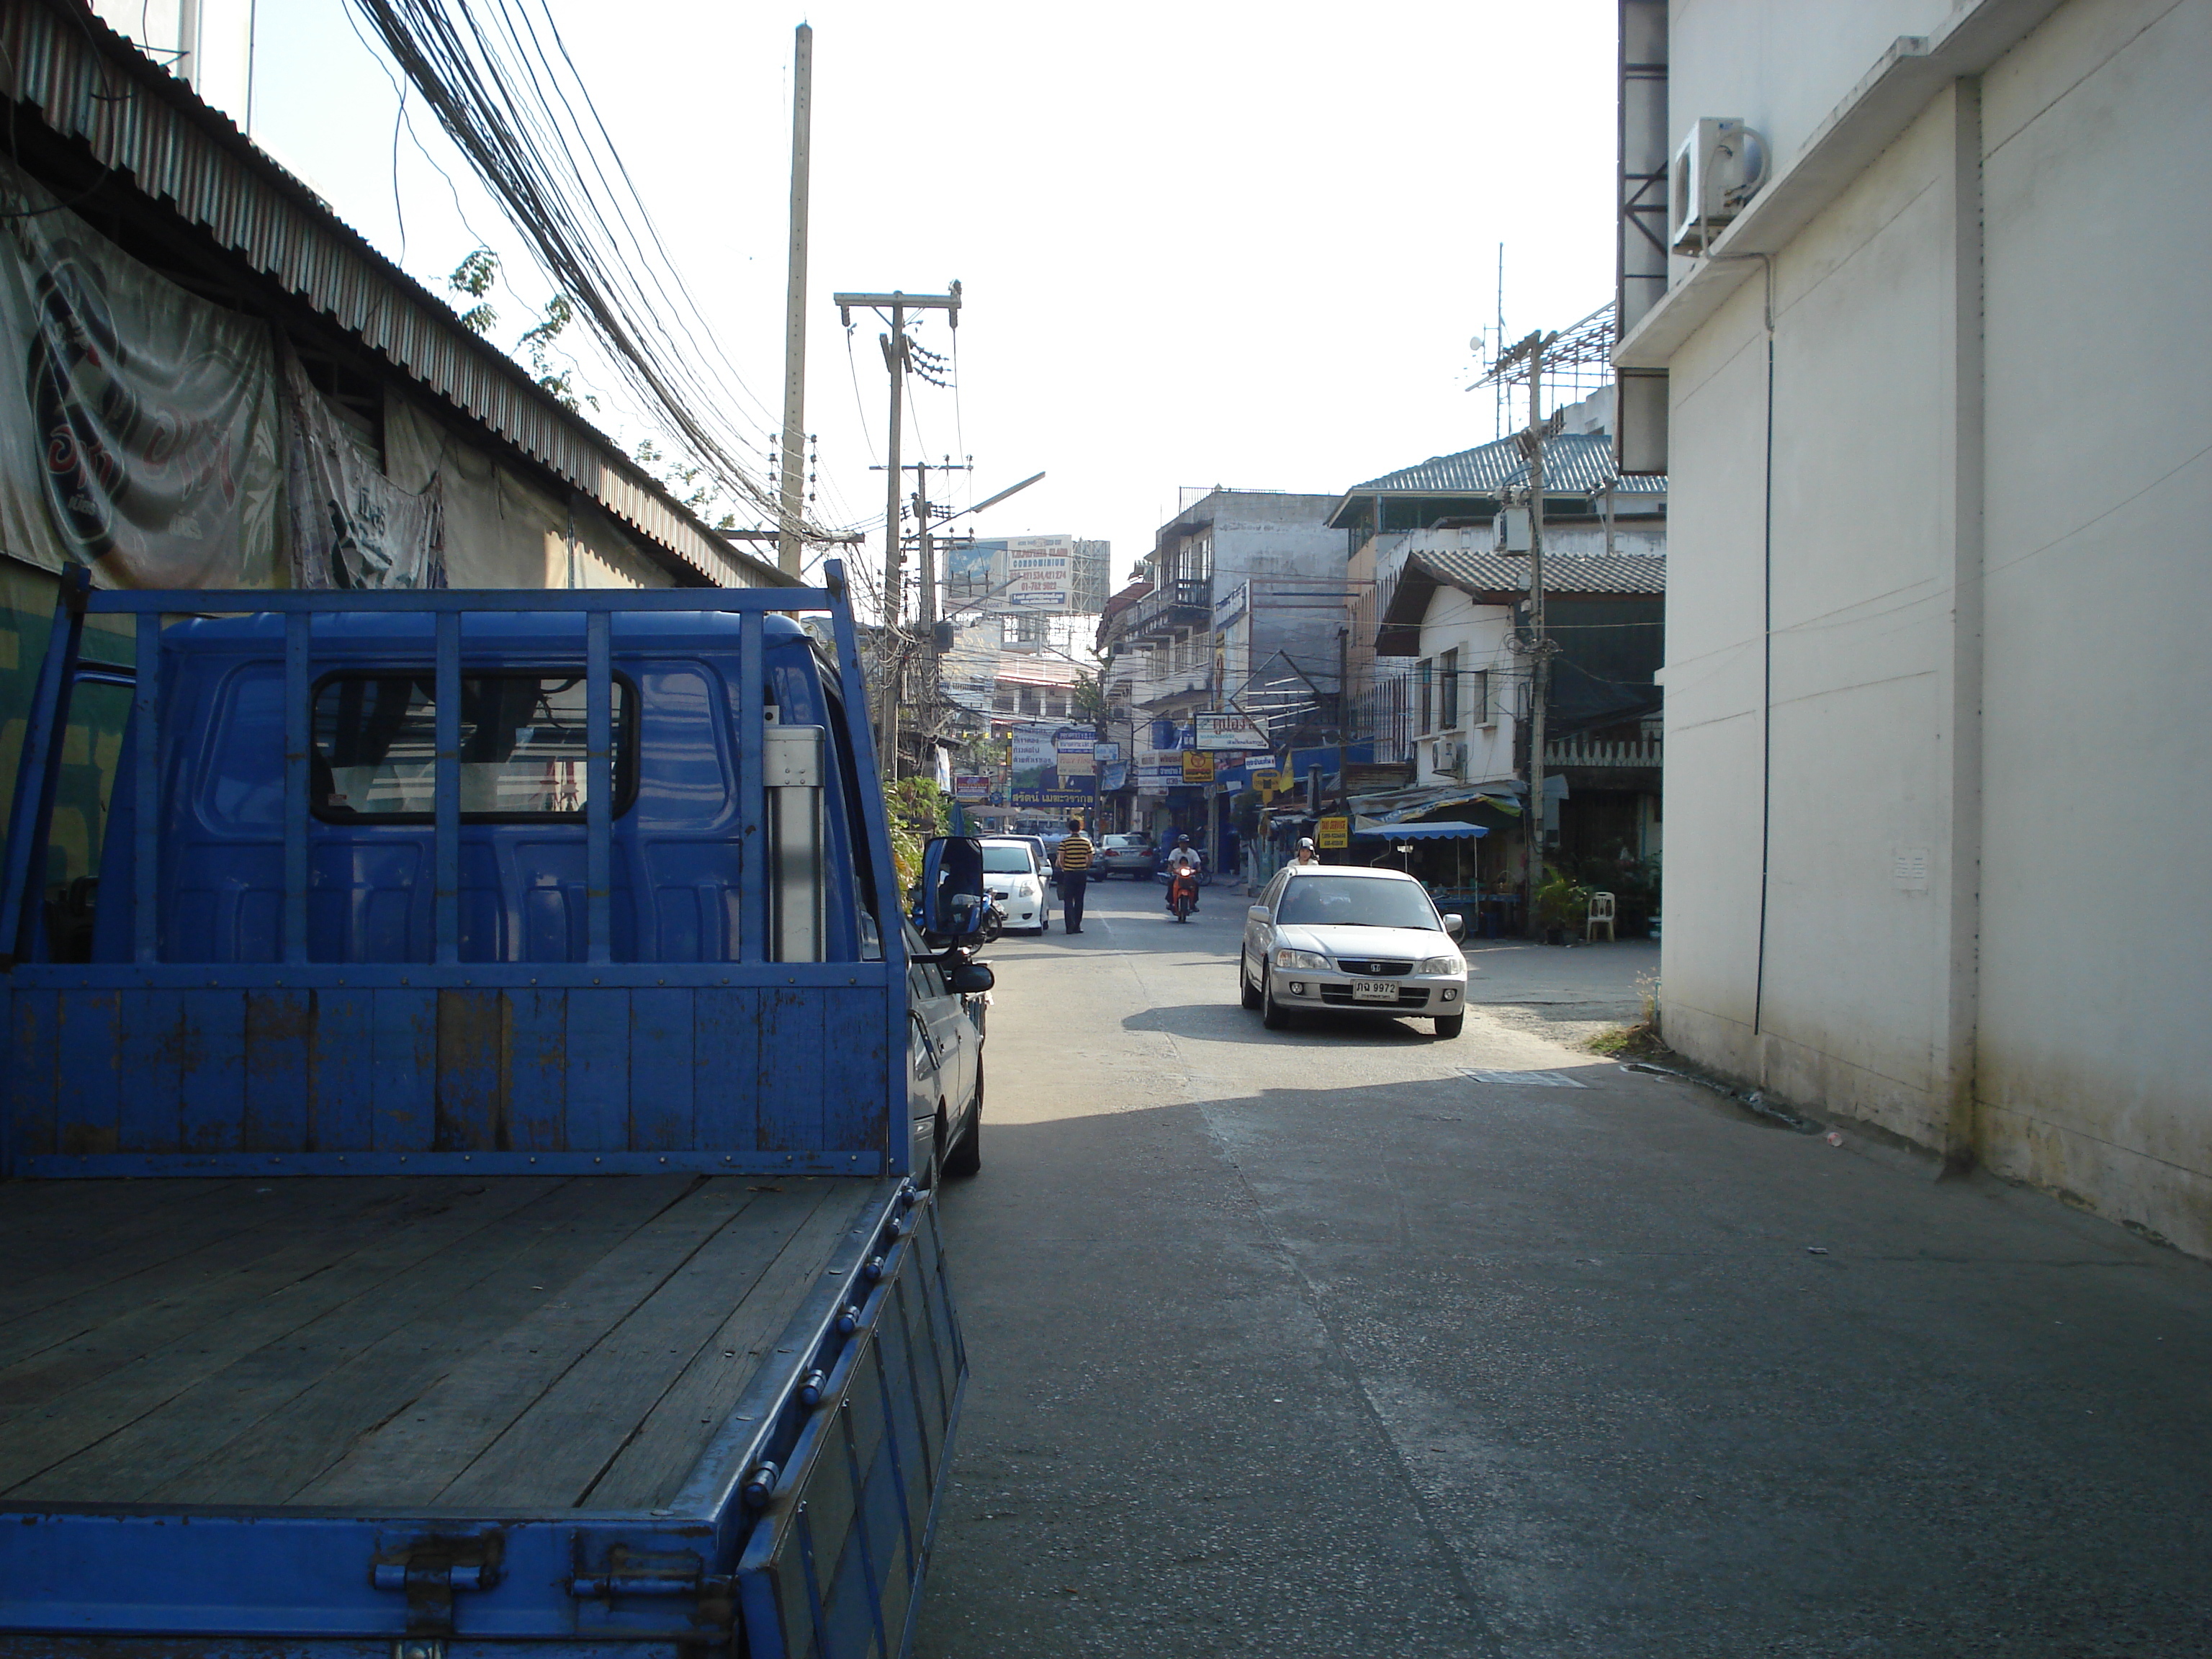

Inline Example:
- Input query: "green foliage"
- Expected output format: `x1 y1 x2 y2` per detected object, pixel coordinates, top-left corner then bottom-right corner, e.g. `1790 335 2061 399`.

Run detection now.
1534 864 1592 933
448 248 499 335
885 778 952 891
1070 668 1108 732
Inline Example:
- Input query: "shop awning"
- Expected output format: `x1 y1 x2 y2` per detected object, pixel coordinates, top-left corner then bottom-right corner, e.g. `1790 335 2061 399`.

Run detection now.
1353 819 1487 841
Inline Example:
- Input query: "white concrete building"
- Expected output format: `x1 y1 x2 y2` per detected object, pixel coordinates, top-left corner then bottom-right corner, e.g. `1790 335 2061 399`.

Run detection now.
1617 0 2212 1252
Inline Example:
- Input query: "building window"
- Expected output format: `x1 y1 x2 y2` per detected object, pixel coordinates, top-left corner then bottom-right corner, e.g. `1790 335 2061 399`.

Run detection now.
1439 649 1459 730
1018 688 1040 715
993 693 1015 713
1470 669 1489 725
1416 658 1433 734
1046 697 1067 719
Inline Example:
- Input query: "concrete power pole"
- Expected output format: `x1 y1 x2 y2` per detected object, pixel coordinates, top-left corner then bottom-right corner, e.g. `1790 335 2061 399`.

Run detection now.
775 24 813 577
1523 338 1552 939
834 286 962 768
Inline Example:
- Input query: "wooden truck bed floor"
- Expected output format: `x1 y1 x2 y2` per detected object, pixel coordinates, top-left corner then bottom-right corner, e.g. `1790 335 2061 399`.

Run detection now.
0 1172 887 1513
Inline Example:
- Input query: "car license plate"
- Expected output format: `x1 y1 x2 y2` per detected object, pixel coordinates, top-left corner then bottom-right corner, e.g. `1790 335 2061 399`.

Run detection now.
1351 979 1399 1002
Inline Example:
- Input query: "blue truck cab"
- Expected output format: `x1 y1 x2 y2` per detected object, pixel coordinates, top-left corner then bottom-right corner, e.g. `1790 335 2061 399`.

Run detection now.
0 566 984 1658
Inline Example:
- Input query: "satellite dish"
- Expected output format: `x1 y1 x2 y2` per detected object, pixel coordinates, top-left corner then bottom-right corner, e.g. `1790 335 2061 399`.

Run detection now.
1470 335 1485 354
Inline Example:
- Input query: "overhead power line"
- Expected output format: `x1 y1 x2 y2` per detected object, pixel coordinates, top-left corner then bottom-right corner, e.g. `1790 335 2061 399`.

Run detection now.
344 0 843 544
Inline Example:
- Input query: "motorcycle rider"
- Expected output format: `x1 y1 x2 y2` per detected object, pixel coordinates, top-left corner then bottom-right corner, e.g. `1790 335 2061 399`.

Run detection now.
1292 836 1321 866
1163 833 1202 914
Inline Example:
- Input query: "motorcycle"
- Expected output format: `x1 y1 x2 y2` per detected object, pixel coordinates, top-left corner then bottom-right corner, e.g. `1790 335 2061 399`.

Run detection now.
978 896 1007 944
1165 864 1200 923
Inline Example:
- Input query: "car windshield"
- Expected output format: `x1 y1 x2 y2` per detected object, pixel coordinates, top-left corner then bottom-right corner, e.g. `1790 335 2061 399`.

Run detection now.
1275 876 1440 930
981 844 1035 874
1102 835 1138 850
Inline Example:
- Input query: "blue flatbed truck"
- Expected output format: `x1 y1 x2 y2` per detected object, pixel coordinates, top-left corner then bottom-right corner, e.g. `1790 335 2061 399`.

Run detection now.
0 565 988 1659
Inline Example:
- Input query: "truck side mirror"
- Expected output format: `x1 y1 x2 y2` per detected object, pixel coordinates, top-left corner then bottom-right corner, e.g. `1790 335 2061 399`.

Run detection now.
950 961 994 995
919 835 986 943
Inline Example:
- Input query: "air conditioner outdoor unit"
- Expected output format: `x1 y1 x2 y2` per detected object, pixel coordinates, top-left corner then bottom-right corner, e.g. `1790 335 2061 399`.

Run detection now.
1669 118 1768 253
1434 736 1463 775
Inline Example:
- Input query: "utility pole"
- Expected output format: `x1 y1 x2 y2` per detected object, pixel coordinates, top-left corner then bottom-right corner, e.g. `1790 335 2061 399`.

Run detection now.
1524 336 1552 940
834 285 962 767
775 23 813 577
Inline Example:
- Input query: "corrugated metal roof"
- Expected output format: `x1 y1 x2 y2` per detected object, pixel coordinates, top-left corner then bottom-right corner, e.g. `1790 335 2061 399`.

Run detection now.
1350 431 1666 497
0 1 788 589
1408 547 1666 598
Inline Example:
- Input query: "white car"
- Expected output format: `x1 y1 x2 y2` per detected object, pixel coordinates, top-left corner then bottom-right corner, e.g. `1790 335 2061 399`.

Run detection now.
981 837 1053 933
1239 864 1471 1038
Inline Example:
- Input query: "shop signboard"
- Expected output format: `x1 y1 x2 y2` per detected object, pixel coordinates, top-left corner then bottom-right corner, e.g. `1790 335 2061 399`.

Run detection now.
953 773 992 803
1182 751 1216 784
1316 815 1350 850
1194 711 1268 751
1053 729 1096 778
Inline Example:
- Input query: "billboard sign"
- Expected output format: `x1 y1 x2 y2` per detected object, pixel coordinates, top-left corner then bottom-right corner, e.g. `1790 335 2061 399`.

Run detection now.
953 773 992 803
943 534 1076 613
1181 751 1216 784
1008 723 1099 809
1194 711 1269 751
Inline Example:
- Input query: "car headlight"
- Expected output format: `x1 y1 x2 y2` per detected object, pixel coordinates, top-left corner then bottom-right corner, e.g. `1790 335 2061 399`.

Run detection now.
1274 948 1328 970
1416 954 1466 975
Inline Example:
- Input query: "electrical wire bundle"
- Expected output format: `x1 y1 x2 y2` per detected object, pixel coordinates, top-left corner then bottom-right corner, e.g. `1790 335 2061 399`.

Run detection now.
344 0 845 544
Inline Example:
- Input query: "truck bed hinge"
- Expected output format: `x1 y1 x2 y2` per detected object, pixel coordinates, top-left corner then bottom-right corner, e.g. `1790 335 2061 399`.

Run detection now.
372 1531 504 1649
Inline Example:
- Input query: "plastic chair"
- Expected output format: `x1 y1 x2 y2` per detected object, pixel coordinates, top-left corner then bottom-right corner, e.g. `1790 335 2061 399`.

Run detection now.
1586 890 1617 943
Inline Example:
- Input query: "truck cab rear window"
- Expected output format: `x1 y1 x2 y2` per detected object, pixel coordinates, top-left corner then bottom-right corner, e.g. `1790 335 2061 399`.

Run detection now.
311 673 632 819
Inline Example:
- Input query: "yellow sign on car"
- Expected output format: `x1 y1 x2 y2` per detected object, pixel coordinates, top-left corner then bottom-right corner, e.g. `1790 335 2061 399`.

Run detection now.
1316 814 1349 850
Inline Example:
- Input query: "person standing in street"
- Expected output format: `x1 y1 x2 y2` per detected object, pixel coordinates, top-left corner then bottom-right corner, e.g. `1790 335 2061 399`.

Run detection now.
1056 817 1094 933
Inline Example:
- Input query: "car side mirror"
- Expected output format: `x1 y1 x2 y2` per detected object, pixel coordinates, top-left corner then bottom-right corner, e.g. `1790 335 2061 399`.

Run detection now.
1248 904 1270 922
919 836 986 943
1444 913 1465 940
951 961 994 995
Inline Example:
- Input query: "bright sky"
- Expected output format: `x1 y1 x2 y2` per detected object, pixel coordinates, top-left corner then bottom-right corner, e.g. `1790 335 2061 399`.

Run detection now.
230 2 1617 593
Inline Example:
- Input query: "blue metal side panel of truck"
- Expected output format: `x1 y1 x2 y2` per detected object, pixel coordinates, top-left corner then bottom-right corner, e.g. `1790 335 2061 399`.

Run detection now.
0 568 968 1658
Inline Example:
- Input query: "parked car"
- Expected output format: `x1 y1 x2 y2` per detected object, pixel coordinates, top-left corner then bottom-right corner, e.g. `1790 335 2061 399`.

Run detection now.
1009 832 1053 885
981 836 1053 932
1096 832 1159 879
1239 864 1470 1037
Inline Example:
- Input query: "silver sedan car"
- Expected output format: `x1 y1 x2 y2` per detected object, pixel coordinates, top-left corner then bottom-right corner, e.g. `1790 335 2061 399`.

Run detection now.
1239 865 1471 1038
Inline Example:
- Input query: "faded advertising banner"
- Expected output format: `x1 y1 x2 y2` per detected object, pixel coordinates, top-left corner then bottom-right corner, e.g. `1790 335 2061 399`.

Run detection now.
0 160 282 588
282 351 444 590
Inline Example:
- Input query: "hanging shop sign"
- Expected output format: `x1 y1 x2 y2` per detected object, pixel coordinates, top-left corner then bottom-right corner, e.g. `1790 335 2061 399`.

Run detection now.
1316 815 1350 850
1181 751 1216 784
1194 711 1269 751
953 774 992 803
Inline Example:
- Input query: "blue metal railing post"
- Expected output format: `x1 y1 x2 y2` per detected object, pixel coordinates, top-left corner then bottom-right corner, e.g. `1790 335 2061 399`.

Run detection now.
0 569 90 966
737 611 765 964
585 609 611 963
433 612 461 965
132 614 161 965
282 612 310 965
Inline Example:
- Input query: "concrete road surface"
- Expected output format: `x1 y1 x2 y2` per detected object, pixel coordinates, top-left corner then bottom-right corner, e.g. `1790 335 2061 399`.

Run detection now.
915 878 2212 1658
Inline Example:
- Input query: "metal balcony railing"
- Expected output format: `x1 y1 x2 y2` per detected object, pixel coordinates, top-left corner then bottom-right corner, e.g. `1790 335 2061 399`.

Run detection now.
1544 734 1662 768
1125 578 1211 640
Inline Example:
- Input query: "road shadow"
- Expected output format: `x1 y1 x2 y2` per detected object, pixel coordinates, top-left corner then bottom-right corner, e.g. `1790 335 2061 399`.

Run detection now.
1122 1001 1443 1048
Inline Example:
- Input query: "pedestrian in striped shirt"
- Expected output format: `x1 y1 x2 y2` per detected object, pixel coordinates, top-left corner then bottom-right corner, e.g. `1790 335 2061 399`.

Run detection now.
1055 818 1094 934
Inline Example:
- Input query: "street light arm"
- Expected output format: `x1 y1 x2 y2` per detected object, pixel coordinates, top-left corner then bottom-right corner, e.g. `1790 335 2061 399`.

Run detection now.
934 471 1046 531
